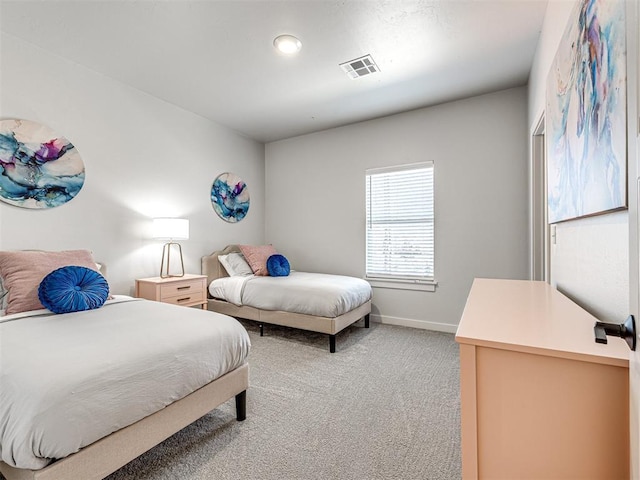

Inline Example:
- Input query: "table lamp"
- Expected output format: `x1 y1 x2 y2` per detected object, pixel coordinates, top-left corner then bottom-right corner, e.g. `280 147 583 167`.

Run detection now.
152 218 189 278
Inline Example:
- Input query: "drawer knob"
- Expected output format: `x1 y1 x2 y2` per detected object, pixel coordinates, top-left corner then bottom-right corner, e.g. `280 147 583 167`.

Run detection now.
177 297 191 303
177 285 191 290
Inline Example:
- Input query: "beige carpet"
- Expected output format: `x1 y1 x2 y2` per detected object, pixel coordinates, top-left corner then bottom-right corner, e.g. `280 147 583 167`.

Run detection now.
0 320 461 480
103 319 461 480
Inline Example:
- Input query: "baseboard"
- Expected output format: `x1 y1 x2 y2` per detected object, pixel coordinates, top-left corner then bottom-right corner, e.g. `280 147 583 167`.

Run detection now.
370 314 458 334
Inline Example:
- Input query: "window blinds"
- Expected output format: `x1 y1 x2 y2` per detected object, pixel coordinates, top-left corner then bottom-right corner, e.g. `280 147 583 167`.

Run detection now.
365 162 434 281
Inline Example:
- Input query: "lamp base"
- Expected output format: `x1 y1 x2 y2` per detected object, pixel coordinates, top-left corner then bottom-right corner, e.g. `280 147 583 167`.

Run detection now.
160 242 185 278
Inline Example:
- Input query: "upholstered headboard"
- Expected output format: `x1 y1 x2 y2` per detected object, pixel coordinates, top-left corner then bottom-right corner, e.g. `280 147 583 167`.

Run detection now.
201 245 241 297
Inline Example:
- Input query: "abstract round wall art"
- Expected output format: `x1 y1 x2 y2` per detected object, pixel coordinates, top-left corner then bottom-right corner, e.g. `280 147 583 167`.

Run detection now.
0 119 85 209
211 172 250 222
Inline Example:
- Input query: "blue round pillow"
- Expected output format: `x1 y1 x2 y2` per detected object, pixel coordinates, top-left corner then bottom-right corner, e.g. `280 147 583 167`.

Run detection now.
266 254 290 277
38 266 109 314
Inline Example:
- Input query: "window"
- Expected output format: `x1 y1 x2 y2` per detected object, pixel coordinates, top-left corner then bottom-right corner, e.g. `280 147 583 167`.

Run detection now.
365 162 435 290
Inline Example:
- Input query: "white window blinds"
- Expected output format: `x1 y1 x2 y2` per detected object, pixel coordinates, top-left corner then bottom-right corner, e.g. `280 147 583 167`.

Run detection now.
365 162 434 282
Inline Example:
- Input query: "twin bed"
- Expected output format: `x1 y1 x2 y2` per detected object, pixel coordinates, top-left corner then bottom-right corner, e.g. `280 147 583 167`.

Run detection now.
0 251 250 480
201 245 372 353
0 245 371 479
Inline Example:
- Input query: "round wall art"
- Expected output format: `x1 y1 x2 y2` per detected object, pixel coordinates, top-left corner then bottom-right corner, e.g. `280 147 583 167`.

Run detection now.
0 119 85 209
211 172 250 223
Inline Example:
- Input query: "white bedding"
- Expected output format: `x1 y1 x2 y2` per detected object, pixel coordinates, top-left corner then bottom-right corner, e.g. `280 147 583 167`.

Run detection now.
208 272 372 317
0 296 251 470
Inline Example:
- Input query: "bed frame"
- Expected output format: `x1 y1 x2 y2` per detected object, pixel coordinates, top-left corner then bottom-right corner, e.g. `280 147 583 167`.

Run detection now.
202 245 371 353
0 352 248 480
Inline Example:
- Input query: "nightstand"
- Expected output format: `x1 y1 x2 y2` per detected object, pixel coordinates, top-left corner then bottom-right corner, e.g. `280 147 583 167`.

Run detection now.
135 274 208 309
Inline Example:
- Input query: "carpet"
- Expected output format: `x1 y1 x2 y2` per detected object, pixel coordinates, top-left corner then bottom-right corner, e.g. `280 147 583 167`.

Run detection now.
106 319 461 480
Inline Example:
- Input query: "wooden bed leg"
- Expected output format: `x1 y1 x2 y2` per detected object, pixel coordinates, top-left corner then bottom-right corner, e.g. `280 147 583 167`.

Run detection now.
259 324 264 337
364 314 370 328
235 390 247 421
329 334 336 353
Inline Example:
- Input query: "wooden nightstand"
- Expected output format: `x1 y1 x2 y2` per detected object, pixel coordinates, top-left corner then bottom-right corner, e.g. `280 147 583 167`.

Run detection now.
135 274 208 309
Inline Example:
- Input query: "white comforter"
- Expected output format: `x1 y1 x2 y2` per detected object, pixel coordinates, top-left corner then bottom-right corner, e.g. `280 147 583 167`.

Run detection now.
209 272 372 317
0 296 250 470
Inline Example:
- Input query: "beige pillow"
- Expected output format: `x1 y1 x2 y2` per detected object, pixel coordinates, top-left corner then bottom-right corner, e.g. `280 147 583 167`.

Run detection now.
239 245 277 276
0 250 102 315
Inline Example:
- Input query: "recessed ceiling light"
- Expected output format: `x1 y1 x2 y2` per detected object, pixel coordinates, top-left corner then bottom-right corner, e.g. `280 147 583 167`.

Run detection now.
273 34 302 55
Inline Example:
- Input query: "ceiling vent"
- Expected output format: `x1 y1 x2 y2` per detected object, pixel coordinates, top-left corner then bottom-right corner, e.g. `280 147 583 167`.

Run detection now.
339 54 380 79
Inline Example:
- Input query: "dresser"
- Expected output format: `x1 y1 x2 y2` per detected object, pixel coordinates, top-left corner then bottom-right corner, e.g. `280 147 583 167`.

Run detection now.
456 278 629 479
135 274 207 309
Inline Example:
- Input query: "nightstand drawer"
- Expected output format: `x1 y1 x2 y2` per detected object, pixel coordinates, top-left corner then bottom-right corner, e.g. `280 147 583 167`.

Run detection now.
159 279 204 300
161 291 206 307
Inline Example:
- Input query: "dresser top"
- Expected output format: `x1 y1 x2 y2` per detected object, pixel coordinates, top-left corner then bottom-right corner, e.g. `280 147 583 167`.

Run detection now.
456 278 629 367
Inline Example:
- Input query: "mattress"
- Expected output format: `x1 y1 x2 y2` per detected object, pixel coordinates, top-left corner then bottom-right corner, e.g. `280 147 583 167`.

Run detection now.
0 296 251 470
208 271 372 317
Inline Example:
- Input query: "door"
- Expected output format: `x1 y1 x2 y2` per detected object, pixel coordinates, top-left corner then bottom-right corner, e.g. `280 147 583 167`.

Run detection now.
531 116 549 282
629 0 639 476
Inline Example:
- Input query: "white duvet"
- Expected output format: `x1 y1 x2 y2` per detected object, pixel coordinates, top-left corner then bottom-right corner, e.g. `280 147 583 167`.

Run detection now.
0 296 250 470
209 272 372 317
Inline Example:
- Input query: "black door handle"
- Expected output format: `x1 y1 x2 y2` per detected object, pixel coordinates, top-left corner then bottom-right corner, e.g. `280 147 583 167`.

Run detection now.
594 315 636 351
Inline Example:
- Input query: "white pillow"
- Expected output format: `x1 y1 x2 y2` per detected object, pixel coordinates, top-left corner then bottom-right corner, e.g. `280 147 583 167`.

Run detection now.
0 276 7 312
218 253 253 276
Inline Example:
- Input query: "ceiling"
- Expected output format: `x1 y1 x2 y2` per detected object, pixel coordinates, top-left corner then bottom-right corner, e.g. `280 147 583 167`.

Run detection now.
0 1 548 143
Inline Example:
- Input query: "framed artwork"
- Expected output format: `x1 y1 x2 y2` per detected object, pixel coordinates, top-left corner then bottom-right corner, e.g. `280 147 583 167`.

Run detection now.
0 119 85 209
546 0 626 224
211 172 250 222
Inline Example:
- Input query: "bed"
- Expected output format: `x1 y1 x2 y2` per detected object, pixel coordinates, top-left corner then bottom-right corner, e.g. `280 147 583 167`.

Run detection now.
202 245 372 353
0 250 251 480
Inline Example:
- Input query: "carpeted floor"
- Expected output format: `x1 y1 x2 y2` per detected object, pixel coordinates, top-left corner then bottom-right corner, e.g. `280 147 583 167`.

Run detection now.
1 320 461 480
104 319 461 480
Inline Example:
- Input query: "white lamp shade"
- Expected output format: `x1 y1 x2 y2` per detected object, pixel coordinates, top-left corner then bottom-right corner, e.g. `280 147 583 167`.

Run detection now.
152 218 189 240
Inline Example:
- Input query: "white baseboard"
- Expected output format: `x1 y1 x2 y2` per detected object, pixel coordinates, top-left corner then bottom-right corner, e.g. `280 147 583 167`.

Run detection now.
370 314 458 334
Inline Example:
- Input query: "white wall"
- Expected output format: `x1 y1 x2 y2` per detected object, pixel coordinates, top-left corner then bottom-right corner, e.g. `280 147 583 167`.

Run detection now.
528 0 629 322
265 87 529 330
0 34 265 295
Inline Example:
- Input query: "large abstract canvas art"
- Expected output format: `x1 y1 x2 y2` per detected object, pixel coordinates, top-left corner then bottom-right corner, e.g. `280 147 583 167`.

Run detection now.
546 0 626 224
211 172 250 222
0 119 85 209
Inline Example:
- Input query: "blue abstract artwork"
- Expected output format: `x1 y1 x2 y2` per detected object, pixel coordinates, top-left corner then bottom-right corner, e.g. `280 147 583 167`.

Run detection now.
546 0 626 224
211 172 250 222
0 119 85 209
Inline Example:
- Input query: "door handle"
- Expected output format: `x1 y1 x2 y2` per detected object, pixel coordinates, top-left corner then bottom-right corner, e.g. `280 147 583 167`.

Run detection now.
594 315 636 351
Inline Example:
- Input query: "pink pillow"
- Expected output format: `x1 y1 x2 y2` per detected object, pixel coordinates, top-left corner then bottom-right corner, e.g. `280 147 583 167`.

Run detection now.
239 245 277 276
0 250 103 315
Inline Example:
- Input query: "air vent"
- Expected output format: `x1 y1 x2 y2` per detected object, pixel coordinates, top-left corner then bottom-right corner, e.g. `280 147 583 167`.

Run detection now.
339 54 380 79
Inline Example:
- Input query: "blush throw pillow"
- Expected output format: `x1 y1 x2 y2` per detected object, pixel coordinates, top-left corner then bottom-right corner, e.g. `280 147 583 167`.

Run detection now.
239 244 277 276
0 250 104 315
38 266 109 314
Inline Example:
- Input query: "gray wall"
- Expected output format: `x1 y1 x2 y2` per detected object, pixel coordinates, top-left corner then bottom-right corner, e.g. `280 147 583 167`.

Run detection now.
0 34 266 295
528 0 629 322
265 87 529 330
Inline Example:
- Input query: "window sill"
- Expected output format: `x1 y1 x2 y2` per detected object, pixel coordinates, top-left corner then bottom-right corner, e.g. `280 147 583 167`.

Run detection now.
365 278 438 292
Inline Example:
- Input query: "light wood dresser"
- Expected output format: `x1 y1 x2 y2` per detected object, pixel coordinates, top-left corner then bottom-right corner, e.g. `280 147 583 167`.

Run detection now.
135 274 207 309
456 278 629 479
